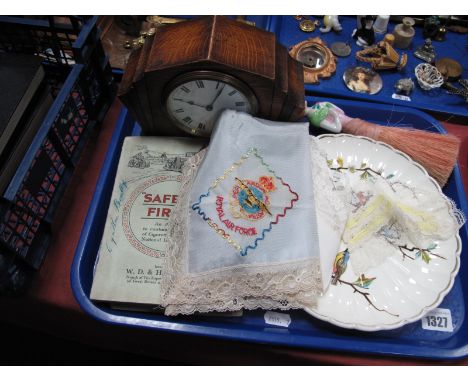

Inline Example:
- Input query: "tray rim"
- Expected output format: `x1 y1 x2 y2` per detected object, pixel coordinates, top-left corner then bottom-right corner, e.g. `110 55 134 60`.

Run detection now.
70 98 468 360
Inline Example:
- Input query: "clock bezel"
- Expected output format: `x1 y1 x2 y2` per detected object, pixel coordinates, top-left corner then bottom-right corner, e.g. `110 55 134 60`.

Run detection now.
163 70 259 137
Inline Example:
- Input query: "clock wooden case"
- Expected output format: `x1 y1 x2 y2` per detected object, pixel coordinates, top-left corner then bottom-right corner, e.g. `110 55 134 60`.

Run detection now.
118 16 306 137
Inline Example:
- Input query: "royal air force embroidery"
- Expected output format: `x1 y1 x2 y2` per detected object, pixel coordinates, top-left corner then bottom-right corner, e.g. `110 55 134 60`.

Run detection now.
192 149 298 256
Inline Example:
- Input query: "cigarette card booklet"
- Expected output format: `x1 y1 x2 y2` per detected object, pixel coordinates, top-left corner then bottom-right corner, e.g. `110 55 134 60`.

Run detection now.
90 136 205 307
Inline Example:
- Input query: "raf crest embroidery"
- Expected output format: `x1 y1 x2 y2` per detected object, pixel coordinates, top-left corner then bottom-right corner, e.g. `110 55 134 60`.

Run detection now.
229 176 275 221
192 148 298 256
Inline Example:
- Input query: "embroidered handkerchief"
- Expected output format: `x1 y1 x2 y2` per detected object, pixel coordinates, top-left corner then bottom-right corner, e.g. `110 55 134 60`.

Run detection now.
161 110 344 315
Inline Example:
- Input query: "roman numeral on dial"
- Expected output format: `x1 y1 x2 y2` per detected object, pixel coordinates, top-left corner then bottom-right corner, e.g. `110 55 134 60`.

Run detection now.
181 86 190 93
183 116 192 124
228 90 238 96
198 123 206 130
195 80 205 88
235 102 245 107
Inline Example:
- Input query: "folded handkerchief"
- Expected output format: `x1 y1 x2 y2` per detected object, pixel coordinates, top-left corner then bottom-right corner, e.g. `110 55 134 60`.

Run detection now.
342 172 465 275
161 110 346 315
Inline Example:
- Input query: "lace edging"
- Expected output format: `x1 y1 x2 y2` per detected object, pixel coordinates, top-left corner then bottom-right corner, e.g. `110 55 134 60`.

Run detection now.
160 149 323 315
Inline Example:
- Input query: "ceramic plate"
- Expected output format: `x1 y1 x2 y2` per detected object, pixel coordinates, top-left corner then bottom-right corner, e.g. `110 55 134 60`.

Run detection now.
311 134 462 331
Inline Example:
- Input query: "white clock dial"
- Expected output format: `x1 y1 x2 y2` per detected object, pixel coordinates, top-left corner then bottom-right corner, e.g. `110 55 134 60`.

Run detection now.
166 77 254 137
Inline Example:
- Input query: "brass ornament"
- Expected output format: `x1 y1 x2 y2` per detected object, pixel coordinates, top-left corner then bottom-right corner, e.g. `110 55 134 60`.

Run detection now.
289 37 337 84
355 39 407 71
146 16 185 25
299 19 320 33
124 27 157 49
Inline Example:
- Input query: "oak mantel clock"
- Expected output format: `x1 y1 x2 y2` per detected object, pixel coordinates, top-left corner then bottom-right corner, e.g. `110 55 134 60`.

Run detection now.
119 16 305 137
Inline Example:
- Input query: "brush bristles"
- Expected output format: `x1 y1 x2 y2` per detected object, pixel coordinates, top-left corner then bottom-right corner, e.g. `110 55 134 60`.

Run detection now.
342 119 460 186
378 127 460 186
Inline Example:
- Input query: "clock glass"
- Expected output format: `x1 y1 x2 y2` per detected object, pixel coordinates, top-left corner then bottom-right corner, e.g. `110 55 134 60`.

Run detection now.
165 71 258 137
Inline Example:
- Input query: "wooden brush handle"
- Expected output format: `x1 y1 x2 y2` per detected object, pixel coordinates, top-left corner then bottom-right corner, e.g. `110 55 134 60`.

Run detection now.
342 118 384 140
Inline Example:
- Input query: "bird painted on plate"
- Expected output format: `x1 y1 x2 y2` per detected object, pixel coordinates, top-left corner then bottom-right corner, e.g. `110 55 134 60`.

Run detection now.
235 177 272 216
352 274 376 289
331 249 350 285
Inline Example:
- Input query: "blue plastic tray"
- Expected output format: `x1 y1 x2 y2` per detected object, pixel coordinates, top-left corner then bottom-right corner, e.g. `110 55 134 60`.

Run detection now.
71 97 468 360
269 16 468 118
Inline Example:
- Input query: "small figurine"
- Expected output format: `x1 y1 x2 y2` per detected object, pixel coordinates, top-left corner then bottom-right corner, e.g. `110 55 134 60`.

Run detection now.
320 16 342 33
414 39 436 63
352 15 375 47
394 78 415 96
435 24 447 41
373 15 390 34
423 16 440 39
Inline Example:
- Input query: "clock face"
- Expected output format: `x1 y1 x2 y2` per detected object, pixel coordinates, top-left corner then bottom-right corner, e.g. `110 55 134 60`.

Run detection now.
165 72 258 137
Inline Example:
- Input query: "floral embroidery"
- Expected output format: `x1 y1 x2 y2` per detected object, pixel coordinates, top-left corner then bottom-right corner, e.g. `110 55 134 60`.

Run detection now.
258 176 276 192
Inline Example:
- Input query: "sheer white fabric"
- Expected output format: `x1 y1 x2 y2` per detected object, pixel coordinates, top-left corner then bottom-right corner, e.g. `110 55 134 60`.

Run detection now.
342 173 465 275
161 111 345 315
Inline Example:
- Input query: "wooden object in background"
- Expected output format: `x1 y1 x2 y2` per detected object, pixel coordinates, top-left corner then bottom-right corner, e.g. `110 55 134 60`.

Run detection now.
117 47 142 125
270 43 289 120
133 34 155 132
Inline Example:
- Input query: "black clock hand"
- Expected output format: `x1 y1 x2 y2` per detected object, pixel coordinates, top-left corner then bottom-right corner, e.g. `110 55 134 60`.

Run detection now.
206 84 226 110
173 98 206 108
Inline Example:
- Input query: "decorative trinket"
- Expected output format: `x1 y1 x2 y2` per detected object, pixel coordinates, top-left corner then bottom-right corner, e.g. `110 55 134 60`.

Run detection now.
444 79 468 102
394 78 414 96
343 66 382 94
392 17 415 49
423 16 440 39
124 28 156 50
146 15 185 25
414 39 436 63
435 25 447 41
320 16 342 33
331 42 352 57
352 15 375 47
289 37 336 84
355 37 407 71
373 15 390 34
415 63 444 90
435 58 463 82
299 19 320 33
